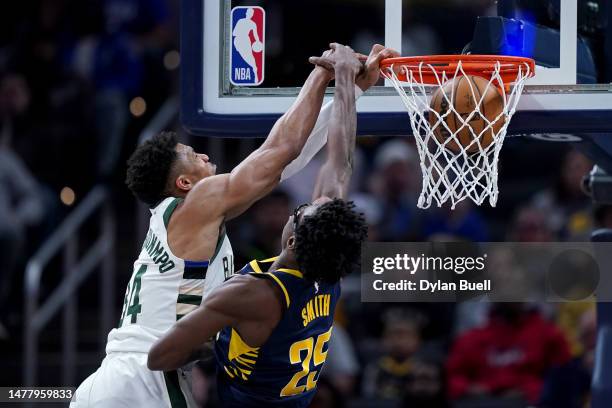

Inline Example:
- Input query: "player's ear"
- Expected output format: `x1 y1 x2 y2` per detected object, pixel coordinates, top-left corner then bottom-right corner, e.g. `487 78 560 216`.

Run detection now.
175 174 193 192
287 236 296 250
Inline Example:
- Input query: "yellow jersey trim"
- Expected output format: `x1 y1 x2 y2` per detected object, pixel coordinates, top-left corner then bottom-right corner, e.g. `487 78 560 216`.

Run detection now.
249 260 262 273
248 258 302 279
249 257 278 273
224 366 235 378
267 273 291 308
277 268 303 279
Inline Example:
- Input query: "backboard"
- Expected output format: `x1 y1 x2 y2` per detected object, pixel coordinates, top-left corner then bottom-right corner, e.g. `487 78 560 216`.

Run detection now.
181 0 612 164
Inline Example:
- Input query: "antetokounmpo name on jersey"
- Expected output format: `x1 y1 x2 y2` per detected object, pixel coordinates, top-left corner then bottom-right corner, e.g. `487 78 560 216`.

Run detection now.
142 229 175 273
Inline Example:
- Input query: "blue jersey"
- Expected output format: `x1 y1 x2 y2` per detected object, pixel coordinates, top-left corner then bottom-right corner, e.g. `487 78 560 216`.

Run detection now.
214 257 340 407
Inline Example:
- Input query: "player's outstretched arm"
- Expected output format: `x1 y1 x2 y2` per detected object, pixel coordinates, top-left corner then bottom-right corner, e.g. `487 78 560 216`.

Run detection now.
311 44 398 200
280 44 399 182
311 44 361 200
183 65 332 222
147 275 282 371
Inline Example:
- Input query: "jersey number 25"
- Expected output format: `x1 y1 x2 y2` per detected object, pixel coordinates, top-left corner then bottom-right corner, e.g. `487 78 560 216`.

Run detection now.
280 327 333 397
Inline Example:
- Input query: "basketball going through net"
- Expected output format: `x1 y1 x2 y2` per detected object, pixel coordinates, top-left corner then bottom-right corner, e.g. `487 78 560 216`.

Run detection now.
380 55 535 209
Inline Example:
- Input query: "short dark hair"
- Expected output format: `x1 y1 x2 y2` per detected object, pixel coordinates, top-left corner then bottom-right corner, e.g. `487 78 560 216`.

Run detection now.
294 199 368 284
126 131 179 206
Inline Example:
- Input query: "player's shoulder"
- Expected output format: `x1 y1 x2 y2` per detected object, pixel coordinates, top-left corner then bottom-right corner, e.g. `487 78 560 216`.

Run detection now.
175 174 231 219
230 257 290 306
210 270 283 316
188 174 231 202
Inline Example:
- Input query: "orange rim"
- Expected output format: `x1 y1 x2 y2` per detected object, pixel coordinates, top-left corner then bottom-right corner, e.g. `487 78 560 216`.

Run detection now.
379 55 536 84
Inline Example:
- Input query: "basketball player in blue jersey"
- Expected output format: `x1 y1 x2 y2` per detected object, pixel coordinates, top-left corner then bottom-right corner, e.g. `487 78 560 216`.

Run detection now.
148 43 397 407
73 43 393 408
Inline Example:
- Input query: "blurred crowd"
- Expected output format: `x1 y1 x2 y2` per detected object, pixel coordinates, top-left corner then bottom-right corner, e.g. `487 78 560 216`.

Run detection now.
0 1 605 408
0 0 179 336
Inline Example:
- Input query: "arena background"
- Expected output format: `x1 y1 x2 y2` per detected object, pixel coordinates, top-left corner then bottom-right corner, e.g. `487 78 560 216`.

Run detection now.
0 1 606 407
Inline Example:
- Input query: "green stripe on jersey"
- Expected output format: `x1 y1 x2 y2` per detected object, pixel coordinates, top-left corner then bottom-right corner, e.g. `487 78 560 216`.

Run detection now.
209 227 226 263
177 294 202 305
163 371 187 408
163 198 183 229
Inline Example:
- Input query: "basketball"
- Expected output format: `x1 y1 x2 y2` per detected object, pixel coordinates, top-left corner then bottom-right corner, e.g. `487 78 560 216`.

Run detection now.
252 41 263 52
429 75 505 154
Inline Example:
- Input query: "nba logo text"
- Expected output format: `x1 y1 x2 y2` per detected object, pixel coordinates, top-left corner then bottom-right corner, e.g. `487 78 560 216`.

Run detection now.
230 6 265 86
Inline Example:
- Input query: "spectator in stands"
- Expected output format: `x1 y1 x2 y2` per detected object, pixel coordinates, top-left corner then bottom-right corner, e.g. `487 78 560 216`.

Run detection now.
282 147 367 206
368 139 422 241
322 323 360 395
447 302 571 405
310 377 346 408
422 201 489 242
0 72 45 337
540 308 596 408
0 73 30 145
0 144 44 338
363 309 444 405
556 300 596 358
10 12 97 192
351 192 383 242
67 0 171 178
507 205 557 242
532 149 593 240
234 189 292 265
455 206 557 337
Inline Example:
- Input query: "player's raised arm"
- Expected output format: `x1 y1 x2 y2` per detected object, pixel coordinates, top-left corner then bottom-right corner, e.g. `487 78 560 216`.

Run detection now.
312 44 398 200
311 44 361 200
147 275 282 371
182 63 332 222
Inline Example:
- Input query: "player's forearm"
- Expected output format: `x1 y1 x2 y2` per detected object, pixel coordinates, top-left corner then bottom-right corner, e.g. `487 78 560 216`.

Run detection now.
313 68 356 199
327 68 357 170
148 306 226 371
148 325 199 371
262 67 331 160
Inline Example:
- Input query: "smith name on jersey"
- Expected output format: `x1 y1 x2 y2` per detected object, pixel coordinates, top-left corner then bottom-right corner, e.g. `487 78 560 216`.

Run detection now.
107 197 234 353
214 258 340 407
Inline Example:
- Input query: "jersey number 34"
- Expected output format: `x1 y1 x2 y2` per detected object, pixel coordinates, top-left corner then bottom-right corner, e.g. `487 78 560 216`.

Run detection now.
119 264 147 327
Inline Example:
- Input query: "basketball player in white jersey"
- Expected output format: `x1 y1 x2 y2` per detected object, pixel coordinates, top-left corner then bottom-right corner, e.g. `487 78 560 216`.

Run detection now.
71 43 394 407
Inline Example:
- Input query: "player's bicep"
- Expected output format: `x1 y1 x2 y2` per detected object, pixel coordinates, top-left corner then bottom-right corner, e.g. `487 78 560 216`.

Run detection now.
223 144 294 219
183 143 294 221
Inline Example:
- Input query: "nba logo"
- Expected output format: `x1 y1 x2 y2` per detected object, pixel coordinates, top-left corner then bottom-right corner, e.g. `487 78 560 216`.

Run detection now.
230 6 265 86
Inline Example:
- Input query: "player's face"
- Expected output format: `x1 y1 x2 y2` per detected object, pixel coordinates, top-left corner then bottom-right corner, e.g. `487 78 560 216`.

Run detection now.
281 197 333 249
176 143 216 181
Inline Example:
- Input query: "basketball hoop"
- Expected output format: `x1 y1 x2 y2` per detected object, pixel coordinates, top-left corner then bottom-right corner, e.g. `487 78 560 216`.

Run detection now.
380 55 535 209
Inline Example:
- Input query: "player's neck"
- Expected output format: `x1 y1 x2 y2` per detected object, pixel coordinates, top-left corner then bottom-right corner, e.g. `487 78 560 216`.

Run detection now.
270 251 299 272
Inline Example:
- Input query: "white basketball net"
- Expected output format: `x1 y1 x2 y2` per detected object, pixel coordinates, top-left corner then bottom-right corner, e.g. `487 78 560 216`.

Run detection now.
382 59 533 209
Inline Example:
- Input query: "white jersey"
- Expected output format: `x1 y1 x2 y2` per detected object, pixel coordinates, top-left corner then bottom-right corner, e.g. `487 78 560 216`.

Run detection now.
72 197 233 408
107 196 234 354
